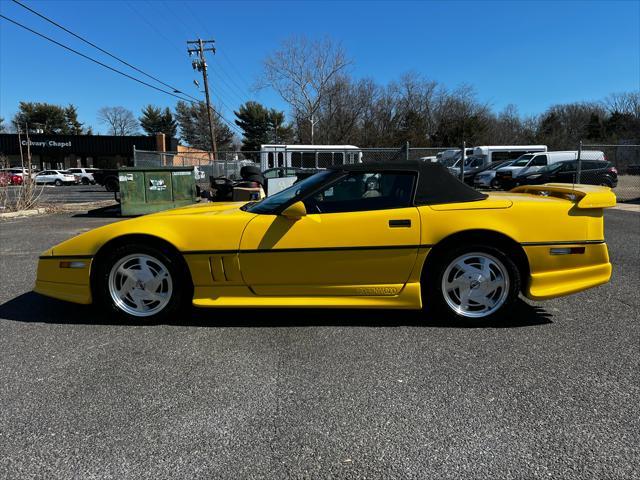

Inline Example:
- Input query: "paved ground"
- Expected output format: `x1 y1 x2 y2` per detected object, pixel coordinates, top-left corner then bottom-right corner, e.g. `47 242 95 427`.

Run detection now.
0 210 638 479
3 184 115 204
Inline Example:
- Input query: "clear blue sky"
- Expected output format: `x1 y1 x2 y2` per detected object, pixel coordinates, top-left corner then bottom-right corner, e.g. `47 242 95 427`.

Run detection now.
1 0 639 134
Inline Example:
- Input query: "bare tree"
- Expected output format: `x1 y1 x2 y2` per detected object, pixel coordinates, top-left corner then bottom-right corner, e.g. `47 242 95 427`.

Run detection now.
98 106 139 136
603 91 640 118
261 35 351 143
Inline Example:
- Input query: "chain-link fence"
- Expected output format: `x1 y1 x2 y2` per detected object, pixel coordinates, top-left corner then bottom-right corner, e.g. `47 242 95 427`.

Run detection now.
133 146 458 187
133 143 639 202
578 143 639 202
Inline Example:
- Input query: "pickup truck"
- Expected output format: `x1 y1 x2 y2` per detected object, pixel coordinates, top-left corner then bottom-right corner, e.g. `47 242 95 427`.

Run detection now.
92 169 120 192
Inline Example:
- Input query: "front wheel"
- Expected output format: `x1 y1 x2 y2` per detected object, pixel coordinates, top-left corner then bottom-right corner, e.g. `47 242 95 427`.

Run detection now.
93 243 190 322
424 245 521 324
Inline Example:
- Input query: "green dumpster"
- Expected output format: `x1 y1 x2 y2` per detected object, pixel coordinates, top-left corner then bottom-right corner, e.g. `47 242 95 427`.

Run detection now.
118 167 198 216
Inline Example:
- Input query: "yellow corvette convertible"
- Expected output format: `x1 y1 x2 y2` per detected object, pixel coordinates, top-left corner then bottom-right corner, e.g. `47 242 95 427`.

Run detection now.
35 162 616 323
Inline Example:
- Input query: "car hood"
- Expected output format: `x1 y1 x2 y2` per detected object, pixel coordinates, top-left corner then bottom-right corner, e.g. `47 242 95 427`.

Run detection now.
45 201 258 257
148 201 248 216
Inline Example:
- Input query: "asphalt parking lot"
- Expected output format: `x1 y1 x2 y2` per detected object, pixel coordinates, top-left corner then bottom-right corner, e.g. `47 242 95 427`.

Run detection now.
0 210 638 479
4 184 115 204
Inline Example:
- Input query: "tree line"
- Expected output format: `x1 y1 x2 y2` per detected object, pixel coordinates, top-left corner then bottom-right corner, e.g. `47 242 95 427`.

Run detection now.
3 36 638 152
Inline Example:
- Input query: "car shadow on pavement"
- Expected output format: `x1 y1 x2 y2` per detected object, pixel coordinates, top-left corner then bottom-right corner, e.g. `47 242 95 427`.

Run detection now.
0 291 553 329
72 204 121 218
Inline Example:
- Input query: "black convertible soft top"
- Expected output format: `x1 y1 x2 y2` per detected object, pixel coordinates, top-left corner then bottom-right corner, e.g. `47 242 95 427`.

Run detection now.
328 161 487 205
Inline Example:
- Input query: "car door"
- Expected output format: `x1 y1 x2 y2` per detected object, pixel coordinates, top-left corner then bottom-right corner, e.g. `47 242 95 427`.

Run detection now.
37 171 51 183
554 161 577 183
239 171 421 296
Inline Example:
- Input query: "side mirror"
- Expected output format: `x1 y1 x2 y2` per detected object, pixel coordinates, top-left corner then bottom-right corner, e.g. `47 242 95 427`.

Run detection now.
281 201 307 220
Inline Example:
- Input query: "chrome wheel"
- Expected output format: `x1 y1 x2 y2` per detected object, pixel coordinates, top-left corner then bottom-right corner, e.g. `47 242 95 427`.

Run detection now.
108 254 173 317
441 252 509 318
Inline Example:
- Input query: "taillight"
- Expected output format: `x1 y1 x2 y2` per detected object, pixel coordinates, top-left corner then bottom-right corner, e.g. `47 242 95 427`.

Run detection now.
609 167 618 174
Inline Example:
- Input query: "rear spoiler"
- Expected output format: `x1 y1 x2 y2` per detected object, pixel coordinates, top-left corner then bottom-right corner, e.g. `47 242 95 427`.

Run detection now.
510 183 617 209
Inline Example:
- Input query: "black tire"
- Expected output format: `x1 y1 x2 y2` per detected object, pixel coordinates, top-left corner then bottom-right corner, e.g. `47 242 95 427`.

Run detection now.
92 243 191 323
423 244 521 325
240 165 262 178
243 173 265 185
105 177 119 192
54 179 63 186
81 177 90 185
599 179 613 187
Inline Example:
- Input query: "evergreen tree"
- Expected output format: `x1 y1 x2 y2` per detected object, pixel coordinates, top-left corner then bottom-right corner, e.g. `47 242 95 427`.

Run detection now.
234 101 271 151
175 101 234 151
14 102 69 134
139 105 177 137
64 104 84 134
268 109 294 143
234 101 293 151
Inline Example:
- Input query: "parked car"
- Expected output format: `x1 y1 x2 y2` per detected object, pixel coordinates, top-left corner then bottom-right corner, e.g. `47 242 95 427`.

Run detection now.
0 170 24 186
510 160 618 188
6 167 39 179
68 167 99 185
93 169 120 192
34 162 616 324
448 154 490 177
437 148 475 167
34 170 78 186
495 151 605 189
471 160 518 188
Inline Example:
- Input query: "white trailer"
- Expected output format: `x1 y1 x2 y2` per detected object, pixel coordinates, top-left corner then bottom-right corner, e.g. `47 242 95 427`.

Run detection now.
260 144 362 171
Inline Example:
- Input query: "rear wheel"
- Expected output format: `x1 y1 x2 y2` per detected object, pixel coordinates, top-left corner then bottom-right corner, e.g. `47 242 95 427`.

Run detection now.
105 177 119 192
94 243 190 322
424 245 520 325
54 179 63 186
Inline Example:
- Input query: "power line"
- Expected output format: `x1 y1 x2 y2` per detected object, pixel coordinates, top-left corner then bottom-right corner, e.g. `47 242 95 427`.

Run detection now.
10 0 199 102
0 13 243 135
124 1 184 57
181 1 254 99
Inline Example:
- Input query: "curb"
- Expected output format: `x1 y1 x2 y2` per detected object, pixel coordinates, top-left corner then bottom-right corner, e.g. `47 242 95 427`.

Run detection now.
0 208 47 219
612 203 640 213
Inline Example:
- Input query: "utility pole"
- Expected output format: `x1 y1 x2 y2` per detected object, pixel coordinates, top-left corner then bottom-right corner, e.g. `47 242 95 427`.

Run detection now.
310 114 319 145
188 39 217 159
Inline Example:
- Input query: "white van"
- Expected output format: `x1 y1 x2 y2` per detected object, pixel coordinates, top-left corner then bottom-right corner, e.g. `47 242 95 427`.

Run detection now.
437 148 475 167
448 145 547 175
495 150 605 186
473 145 547 163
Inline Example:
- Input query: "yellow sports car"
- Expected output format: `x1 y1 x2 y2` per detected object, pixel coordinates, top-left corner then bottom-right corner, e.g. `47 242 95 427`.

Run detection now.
35 162 616 323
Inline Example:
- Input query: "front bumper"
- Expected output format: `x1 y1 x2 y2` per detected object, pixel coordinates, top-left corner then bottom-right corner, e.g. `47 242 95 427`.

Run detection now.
474 176 493 188
34 257 93 304
523 242 611 300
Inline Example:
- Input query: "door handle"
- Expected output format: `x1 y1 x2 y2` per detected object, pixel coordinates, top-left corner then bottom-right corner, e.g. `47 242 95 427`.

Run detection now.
389 219 411 227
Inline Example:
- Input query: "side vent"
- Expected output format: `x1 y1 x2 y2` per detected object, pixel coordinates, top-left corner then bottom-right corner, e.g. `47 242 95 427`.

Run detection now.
209 255 242 283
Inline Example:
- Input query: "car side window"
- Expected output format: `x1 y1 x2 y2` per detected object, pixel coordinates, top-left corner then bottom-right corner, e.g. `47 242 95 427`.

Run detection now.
303 172 415 214
583 161 604 170
531 155 547 166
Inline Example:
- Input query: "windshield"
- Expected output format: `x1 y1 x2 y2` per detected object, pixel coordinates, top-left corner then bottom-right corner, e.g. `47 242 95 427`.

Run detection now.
450 154 485 169
245 170 337 214
440 156 458 167
511 154 534 167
